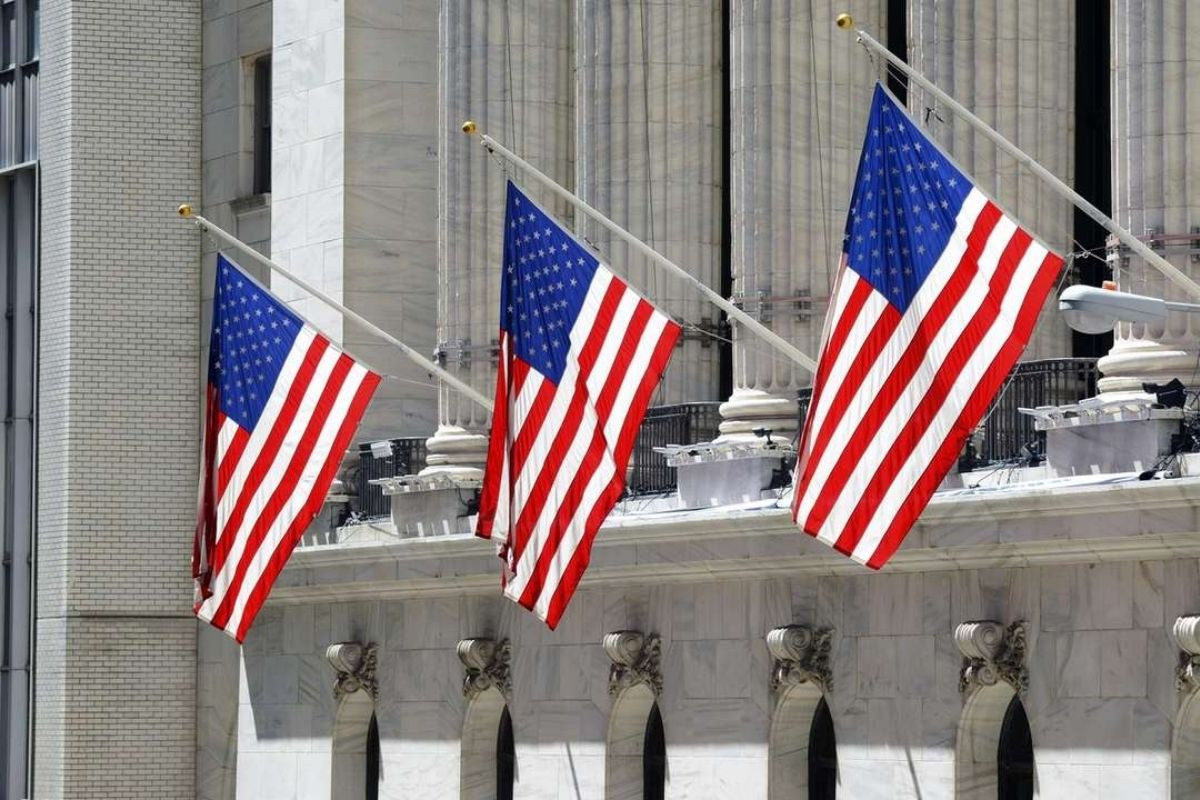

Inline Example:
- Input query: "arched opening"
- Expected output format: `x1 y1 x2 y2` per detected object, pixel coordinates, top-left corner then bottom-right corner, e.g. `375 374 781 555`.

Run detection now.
956 683 1033 800
1173 689 1200 797
462 686 514 800
606 682 662 799
768 682 836 798
331 690 379 800
643 703 666 800
497 706 515 800
997 695 1033 800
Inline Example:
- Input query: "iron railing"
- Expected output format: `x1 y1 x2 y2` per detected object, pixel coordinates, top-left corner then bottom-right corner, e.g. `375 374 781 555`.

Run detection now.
627 402 723 495
355 438 429 518
796 357 1100 466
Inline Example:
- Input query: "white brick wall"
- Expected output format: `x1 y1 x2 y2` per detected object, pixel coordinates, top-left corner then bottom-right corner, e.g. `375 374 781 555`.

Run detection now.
36 0 202 796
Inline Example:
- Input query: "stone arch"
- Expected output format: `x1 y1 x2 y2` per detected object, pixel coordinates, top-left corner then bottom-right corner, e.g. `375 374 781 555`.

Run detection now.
461 685 514 800
1173 689 1200 797
956 682 1034 799
331 689 379 800
768 682 834 798
606 682 662 799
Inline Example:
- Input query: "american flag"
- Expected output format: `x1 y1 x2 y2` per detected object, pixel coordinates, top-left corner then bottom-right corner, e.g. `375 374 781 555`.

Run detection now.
194 254 381 642
791 84 1063 568
476 182 680 628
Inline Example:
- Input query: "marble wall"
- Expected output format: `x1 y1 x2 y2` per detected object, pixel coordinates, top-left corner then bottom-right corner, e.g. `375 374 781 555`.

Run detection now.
233 558 1199 798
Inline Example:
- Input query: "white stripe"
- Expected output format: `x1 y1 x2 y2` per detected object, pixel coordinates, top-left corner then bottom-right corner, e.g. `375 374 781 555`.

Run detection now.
215 417 239 476
490 336 514 544
198 342 342 621
796 189 990 531
815 216 1025 545
224 364 370 634
213 326 318 541
602 309 670 447
849 240 1050 562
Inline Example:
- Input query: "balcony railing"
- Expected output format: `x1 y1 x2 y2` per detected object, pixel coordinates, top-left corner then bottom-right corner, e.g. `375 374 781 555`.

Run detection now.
355 438 429 519
627 402 723 495
797 357 1100 467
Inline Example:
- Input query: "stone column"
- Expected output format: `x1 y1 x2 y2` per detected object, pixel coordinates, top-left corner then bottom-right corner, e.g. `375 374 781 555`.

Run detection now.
576 0 723 407
425 0 574 479
1098 2 1200 396
908 0 1075 361
723 0 886 442
271 0 441 444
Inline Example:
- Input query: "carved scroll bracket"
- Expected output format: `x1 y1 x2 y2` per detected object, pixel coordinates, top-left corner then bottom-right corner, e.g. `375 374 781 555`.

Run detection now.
766 625 833 694
1172 615 1200 693
457 637 512 700
954 620 1028 696
325 641 378 702
603 630 662 697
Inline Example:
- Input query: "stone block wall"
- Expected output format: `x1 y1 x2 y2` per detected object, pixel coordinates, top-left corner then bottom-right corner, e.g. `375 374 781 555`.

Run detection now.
234 556 1200 798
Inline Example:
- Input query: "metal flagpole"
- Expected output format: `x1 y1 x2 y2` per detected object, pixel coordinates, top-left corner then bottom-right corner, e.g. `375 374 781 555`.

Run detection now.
836 13 1200 304
176 203 495 412
461 121 819 374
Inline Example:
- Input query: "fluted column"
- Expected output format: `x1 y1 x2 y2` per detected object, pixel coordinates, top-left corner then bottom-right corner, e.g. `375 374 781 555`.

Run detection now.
1098 1 1200 396
576 0 723 406
908 0 1075 360
427 0 574 478
723 0 886 442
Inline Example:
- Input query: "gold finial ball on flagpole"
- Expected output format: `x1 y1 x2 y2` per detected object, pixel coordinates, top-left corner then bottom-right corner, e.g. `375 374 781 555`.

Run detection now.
835 13 854 29
461 120 477 135
177 203 193 218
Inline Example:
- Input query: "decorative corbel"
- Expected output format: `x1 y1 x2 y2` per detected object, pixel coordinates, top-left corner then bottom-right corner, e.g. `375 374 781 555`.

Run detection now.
954 620 1028 696
766 625 833 694
1171 615 1200 693
603 630 662 697
456 637 512 700
325 641 378 702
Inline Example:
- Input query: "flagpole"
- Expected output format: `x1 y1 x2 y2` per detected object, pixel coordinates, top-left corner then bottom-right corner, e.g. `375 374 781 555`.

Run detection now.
461 122 819 373
176 204 495 412
836 13 1200 304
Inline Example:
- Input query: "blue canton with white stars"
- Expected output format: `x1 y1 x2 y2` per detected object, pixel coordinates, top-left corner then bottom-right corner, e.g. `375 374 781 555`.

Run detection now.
502 182 600 384
845 84 973 311
209 254 305 430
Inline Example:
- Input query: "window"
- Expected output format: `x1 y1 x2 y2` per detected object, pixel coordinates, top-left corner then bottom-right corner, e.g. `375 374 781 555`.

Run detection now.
997 696 1033 800
643 703 665 800
366 713 380 800
808 697 837 799
496 706 514 800
252 55 271 194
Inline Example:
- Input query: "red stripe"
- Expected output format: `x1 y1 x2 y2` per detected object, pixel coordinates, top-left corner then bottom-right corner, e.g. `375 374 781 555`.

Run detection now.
193 385 222 604
210 353 356 630
824 227 1033 553
515 314 677 619
476 332 511 539
803 207 1011 534
208 335 330 577
795 203 1002 526
864 251 1063 567
216 426 250 502
234 370 381 641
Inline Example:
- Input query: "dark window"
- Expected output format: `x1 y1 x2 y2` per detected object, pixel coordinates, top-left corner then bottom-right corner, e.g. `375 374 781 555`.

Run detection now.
23 0 34 60
252 55 271 194
497 706 515 800
366 713 380 800
643 703 666 800
997 696 1034 800
809 697 838 799
1 2 13 69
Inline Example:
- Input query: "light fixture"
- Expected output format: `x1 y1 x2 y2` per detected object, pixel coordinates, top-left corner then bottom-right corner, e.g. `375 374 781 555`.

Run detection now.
1057 284 1170 334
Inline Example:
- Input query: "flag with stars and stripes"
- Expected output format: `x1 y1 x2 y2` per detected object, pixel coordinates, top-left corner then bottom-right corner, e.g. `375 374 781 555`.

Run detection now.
476 182 681 628
194 254 381 642
791 84 1063 568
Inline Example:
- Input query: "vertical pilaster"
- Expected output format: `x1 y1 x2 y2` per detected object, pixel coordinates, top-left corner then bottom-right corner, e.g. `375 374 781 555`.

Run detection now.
35 0 201 796
576 0 724 407
427 0 574 478
1098 1 1200 395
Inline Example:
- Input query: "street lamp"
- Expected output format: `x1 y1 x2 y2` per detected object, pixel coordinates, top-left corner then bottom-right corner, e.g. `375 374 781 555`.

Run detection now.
1056 284 1200 334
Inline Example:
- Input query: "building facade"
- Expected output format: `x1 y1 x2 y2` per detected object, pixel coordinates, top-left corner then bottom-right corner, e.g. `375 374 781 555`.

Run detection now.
7 0 1200 798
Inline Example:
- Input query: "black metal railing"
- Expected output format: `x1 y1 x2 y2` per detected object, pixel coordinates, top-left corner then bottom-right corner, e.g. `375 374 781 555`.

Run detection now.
796 357 1100 466
627 402 723 495
355 438 429 518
